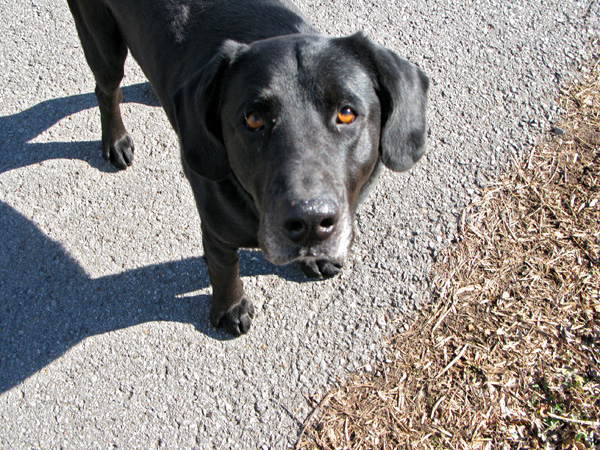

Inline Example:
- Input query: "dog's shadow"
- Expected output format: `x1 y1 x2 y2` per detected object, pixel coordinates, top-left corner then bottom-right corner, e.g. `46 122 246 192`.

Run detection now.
0 84 305 394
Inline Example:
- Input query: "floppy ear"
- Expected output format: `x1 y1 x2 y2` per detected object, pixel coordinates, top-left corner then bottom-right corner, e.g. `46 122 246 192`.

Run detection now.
171 40 247 181
338 33 429 172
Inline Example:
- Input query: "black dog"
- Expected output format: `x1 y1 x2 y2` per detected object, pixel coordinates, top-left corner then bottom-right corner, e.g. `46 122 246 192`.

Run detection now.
67 0 429 335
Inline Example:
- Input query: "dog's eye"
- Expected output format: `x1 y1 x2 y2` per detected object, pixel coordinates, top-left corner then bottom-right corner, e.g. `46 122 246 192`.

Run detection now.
245 112 264 131
336 107 357 125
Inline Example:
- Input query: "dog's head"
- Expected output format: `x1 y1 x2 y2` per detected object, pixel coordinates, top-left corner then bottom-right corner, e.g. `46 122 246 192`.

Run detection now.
173 33 428 266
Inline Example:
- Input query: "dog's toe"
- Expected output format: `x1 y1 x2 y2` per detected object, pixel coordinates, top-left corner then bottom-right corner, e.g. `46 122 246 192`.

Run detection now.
105 133 135 170
300 259 342 279
211 297 255 336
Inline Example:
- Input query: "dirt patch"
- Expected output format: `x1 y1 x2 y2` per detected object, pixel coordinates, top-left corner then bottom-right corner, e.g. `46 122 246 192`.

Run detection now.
296 57 600 449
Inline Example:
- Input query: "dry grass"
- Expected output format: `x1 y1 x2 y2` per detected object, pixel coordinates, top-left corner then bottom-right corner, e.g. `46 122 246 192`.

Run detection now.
296 56 600 449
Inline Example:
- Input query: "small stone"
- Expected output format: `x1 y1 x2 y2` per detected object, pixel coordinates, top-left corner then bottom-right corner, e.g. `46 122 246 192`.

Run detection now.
254 400 268 415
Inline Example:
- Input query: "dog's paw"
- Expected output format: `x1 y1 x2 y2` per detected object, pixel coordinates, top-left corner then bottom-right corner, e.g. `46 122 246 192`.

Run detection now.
300 259 342 279
210 296 255 336
103 133 135 170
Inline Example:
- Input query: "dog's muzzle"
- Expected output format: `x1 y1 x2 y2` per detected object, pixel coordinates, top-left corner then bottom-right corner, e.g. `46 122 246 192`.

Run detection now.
259 195 352 266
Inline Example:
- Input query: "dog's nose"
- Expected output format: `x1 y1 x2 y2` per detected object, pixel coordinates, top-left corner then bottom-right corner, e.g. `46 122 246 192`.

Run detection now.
282 198 339 246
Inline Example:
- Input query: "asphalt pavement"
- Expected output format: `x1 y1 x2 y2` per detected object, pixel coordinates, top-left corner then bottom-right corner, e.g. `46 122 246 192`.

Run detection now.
1 0 598 448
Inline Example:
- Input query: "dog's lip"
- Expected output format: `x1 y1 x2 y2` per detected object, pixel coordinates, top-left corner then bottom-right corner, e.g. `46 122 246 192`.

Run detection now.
290 244 346 264
297 247 321 258
292 239 343 257
261 242 342 265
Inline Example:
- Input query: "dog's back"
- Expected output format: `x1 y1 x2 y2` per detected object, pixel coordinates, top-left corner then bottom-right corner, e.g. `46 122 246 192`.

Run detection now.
87 0 315 102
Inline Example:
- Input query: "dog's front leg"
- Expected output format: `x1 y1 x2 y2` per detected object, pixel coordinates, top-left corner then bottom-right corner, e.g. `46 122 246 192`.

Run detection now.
202 228 255 336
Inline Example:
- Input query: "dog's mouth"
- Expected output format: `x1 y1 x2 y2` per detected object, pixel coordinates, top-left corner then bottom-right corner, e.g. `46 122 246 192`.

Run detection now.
262 240 349 267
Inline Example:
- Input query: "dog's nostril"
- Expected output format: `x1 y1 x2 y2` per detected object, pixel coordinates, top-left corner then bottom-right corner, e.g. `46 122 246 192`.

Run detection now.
314 216 336 240
286 220 305 233
320 217 335 229
284 219 308 243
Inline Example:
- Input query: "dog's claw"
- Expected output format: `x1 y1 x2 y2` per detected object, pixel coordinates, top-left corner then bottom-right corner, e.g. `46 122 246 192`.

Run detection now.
211 297 255 336
300 259 342 279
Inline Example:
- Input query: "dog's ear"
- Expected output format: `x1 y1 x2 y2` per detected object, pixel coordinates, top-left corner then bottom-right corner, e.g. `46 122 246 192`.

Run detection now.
338 33 429 172
171 40 247 181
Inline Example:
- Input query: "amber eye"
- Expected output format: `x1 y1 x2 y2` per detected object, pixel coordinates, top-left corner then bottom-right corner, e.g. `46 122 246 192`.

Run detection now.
337 107 357 125
245 112 264 131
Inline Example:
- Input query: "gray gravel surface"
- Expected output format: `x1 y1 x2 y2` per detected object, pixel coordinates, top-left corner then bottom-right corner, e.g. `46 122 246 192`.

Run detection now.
1 0 598 448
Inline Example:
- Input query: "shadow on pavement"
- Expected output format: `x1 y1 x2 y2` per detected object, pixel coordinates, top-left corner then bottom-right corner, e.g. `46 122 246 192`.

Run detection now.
0 82 160 173
0 198 293 393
